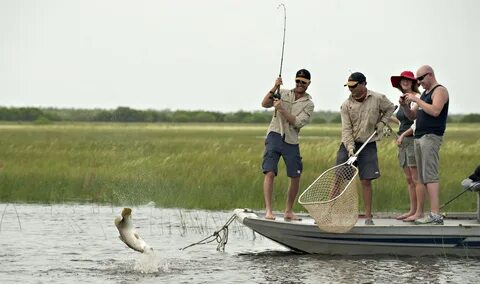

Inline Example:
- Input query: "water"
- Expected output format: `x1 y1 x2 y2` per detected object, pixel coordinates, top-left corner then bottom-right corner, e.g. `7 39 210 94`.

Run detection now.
1 203 479 283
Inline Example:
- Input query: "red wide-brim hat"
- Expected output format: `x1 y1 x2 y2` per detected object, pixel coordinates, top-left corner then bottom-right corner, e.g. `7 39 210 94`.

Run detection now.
390 70 416 89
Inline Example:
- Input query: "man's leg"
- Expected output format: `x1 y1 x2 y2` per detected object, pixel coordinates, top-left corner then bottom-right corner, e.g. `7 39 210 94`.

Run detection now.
262 132 282 219
263 171 276 219
356 142 378 221
361 179 373 218
426 182 440 214
284 176 300 219
283 142 302 220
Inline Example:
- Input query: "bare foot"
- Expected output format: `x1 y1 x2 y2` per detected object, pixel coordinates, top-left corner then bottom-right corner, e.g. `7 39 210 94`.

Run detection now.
403 214 423 222
284 213 302 221
265 214 276 220
396 212 414 220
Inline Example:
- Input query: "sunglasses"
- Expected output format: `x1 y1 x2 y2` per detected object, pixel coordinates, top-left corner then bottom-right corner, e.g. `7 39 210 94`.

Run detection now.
296 80 308 85
348 82 359 89
416 73 430 82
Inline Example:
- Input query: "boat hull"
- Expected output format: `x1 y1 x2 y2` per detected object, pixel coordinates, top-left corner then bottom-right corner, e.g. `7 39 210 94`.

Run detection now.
234 209 480 257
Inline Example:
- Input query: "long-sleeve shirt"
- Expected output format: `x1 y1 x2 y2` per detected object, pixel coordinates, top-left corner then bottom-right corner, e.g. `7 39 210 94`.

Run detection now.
340 89 395 152
266 89 314 144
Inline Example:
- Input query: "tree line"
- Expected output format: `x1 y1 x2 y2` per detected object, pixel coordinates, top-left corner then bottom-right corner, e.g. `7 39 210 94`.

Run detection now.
0 106 477 123
0 106 339 123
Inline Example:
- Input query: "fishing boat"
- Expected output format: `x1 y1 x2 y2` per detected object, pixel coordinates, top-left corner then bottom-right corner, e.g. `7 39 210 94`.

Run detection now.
234 179 480 257
234 209 480 257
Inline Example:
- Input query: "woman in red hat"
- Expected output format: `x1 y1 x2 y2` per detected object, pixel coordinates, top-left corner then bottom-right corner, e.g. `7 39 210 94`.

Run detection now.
390 71 425 222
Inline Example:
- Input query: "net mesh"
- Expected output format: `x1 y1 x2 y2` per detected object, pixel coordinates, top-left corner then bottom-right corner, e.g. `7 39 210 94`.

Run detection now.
299 163 359 233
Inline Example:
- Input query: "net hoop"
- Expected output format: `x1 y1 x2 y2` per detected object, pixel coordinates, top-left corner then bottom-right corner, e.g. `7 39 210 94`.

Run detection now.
298 162 359 233
299 163 357 205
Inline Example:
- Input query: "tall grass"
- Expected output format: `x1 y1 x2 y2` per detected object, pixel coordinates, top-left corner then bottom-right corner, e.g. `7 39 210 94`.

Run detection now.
0 123 479 213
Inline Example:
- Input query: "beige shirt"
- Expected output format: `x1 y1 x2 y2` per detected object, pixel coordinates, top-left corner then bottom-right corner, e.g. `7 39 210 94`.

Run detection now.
340 89 395 151
266 89 314 144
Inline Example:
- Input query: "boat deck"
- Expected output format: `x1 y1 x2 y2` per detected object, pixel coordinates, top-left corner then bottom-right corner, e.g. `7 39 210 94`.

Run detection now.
247 210 480 227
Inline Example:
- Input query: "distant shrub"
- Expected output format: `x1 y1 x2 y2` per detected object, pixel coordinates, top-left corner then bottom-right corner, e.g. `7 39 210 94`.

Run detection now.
460 114 480 123
194 112 217 122
34 116 52 125
312 117 327 124
331 115 342 123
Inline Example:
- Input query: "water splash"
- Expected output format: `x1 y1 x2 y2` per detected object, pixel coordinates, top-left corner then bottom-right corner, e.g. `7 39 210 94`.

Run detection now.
133 250 169 274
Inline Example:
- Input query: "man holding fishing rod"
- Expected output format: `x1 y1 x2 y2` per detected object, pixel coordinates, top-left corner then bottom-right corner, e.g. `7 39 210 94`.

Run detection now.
338 72 395 225
261 69 315 221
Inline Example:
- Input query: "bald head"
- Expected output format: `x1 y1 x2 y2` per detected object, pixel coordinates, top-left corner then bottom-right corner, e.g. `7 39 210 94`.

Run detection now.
416 65 437 90
417 65 434 77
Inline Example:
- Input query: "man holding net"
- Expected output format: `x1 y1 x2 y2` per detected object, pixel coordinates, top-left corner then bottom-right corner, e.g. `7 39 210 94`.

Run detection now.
261 69 315 221
338 72 395 225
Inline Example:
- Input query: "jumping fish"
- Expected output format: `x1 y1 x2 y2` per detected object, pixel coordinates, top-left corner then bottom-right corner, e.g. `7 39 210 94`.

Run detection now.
114 208 152 253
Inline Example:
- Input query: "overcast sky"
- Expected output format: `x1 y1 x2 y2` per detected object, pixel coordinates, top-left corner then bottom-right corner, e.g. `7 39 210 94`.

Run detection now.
1 0 479 113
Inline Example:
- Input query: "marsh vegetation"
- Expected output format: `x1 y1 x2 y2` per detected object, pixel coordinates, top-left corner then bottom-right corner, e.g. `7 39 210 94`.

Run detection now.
0 123 479 213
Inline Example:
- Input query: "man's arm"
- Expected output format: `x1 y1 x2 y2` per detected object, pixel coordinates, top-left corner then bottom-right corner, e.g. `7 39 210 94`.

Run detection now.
262 77 282 108
378 95 396 125
276 101 314 128
340 104 355 153
389 116 400 125
408 87 449 117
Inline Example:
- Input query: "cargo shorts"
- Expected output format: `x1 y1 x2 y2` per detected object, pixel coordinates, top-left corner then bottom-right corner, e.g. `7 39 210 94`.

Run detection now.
398 136 416 168
336 142 380 180
414 134 443 184
262 132 302 177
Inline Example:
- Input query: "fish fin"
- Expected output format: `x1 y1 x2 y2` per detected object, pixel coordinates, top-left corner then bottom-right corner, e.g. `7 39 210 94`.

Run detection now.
127 243 142 253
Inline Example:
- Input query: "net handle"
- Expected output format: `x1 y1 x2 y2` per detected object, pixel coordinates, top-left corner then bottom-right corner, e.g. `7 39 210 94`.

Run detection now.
347 130 377 165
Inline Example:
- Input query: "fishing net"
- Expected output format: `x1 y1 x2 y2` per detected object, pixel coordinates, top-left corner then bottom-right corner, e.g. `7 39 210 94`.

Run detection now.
299 163 359 233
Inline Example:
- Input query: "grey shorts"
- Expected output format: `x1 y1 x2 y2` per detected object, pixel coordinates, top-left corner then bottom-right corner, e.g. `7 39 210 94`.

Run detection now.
262 132 303 177
336 142 380 180
414 134 443 184
398 136 416 168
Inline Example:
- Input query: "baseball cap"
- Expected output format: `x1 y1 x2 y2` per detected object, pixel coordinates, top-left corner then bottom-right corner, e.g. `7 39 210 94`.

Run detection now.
295 69 311 82
344 72 366 87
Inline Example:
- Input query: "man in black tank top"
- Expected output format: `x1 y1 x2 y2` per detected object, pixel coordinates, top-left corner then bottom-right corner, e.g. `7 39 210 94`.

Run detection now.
401 65 449 225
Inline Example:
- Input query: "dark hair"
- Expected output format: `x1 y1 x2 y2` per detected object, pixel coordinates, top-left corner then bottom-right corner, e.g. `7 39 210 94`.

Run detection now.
397 78 420 94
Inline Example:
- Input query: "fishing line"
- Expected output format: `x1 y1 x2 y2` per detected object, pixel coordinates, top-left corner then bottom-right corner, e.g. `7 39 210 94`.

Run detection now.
179 214 237 251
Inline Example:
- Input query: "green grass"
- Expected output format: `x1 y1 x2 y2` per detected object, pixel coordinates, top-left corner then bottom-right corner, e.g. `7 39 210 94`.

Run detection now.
0 122 479 213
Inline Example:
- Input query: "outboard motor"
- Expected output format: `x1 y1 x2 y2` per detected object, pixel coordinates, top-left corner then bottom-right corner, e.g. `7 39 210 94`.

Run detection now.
462 165 480 222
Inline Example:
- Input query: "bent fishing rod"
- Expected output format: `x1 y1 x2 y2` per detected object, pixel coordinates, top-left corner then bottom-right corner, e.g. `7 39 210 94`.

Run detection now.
273 3 286 118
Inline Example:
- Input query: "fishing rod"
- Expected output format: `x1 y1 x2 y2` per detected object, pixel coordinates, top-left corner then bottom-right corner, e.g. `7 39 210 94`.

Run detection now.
274 3 286 118
277 3 286 84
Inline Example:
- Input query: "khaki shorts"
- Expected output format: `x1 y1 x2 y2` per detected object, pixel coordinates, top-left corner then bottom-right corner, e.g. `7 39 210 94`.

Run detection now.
414 134 443 184
398 136 416 168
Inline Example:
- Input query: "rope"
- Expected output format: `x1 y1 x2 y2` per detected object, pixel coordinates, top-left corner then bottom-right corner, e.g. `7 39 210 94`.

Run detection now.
180 214 237 252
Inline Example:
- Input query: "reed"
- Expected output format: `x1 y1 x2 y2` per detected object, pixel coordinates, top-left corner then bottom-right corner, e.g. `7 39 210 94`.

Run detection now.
0 123 479 213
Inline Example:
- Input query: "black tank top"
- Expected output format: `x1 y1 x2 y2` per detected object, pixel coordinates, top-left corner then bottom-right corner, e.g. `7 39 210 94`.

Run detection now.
396 104 414 135
415 85 449 138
